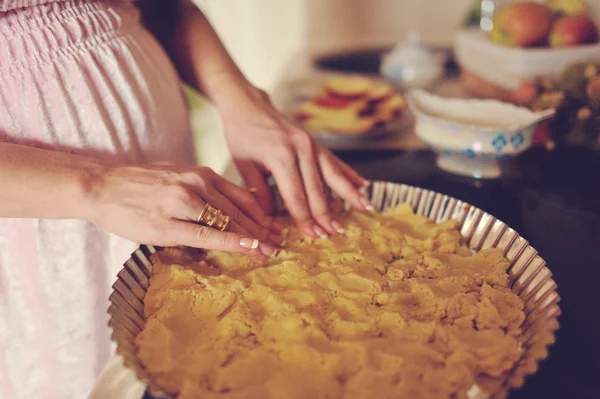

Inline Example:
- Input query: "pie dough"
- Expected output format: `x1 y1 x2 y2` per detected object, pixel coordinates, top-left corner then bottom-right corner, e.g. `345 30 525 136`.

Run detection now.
136 204 525 399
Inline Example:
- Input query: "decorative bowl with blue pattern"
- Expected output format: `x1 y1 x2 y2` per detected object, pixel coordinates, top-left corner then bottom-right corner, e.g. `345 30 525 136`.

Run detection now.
406 90 555 179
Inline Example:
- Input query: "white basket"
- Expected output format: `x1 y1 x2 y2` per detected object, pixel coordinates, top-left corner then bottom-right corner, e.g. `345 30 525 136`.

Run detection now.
454 27 600 90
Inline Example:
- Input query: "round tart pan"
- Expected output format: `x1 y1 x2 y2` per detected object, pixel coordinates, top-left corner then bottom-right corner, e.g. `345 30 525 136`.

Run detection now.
108 181 560 399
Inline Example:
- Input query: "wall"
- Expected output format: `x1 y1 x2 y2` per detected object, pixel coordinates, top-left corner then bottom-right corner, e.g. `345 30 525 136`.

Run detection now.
202 0 600 92
305 0 473 54
200 0 476 90
188 0 307 173
197 0 308 92
189 0 600 173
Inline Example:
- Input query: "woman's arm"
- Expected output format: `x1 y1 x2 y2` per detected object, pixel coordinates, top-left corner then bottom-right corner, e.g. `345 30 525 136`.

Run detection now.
156 2 370 238
141 0 254 103
168 1 258 107
151 2 370 238
0 142 278 257
0 142 100 219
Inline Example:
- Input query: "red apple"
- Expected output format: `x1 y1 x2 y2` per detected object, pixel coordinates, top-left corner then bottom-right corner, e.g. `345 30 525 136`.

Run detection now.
491 2 553 47
549 15 599 47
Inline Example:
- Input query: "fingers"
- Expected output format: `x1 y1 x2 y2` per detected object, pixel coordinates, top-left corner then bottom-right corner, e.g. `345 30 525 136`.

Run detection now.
167 220 276 258
225 219 250 236
225 161 278 227
318 148 374 212
234 160 274 213
267 147 317 237
176 167 282 244
202 185 284 246
293 132 339 237
164 179 281 251
167 185 210 222
167 187 249 237
232 160 285 232
233 160 285 232
329 151 366 188
261 132 372 237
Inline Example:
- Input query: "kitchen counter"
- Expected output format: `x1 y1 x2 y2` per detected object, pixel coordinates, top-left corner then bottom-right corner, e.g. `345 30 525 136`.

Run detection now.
92 148 600 399
90 47 600 399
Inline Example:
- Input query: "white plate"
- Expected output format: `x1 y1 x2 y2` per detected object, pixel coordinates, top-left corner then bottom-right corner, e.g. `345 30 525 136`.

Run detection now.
275 74 412 146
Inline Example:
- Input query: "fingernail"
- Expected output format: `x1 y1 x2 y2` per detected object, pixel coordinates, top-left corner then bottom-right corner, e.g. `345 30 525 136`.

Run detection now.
360 196 375 212
331 220 345 234
259 243 276 257
248 187 259 193
240 238 259 249
313 225 329 239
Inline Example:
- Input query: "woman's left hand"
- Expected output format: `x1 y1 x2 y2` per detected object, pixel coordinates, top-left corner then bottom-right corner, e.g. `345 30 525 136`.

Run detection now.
218 86 374 239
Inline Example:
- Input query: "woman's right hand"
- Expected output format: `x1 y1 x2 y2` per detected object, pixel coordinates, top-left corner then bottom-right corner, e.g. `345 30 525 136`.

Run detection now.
85 162 283 258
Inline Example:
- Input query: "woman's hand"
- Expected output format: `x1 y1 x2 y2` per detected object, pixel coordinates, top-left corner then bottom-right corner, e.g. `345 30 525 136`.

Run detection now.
219 87 374 239
85 162 283 258
161 3 371 237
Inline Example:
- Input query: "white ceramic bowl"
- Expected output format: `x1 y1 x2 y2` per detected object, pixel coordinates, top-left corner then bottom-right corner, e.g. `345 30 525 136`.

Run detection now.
406 89 555 179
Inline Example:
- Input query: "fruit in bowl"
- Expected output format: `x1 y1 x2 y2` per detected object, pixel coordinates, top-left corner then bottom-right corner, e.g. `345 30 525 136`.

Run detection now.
491 2 553 47
489 0 599 48
547 0 588 15
549 15 599 47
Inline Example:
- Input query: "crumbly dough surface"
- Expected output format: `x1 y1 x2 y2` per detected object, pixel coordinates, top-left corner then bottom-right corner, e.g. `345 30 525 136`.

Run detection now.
136 204 525 399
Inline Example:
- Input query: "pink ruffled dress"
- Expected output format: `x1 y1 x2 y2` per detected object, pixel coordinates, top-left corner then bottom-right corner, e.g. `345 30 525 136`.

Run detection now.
0 1 196 397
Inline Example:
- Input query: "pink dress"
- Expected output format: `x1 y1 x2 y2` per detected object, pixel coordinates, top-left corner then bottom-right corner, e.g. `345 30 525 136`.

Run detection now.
0 1 196 398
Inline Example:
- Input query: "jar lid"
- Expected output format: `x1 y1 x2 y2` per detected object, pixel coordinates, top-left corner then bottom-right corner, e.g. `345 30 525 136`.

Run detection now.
380 31 443 87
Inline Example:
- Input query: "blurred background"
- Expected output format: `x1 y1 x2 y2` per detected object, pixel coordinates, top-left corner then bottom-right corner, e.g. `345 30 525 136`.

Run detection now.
205 0 474 90
187 0 600 174
186 0 475 172
183 5 600 397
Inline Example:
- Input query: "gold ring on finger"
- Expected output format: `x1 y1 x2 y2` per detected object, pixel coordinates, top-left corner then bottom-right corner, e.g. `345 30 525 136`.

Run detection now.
197 204 230 232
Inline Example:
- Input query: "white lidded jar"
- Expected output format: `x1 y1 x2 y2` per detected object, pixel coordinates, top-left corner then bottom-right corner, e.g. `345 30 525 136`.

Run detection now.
380 31 444 89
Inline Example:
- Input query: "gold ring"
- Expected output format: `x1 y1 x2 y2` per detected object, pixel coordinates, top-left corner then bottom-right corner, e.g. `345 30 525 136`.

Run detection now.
196 204 230 232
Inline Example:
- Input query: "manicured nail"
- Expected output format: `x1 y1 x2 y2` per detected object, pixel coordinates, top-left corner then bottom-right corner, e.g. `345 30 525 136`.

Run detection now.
360 196 375 211
240 238 259 249
259 243 276 257
331 220 345 234
313 225 329 239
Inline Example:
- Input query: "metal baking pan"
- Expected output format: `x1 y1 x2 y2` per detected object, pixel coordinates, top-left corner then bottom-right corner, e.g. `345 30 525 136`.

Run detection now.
108 181 560 399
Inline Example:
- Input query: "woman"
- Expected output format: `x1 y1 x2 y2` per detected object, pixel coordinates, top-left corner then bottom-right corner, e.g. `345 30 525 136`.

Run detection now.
0 1 373 397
